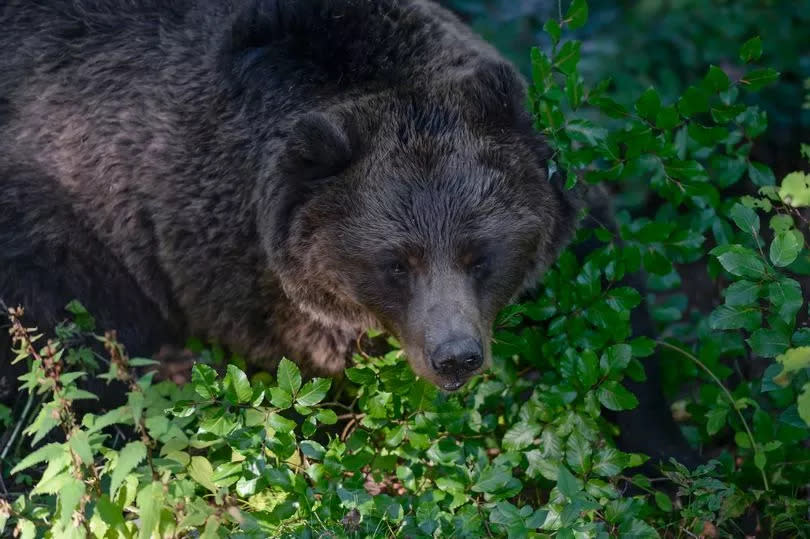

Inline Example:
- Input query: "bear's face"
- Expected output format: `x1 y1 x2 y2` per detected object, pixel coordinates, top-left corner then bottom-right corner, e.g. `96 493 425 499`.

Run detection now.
264 92 577 391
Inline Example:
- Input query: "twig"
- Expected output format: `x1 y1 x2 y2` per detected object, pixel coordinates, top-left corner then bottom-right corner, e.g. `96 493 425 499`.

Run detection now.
656 340 769 491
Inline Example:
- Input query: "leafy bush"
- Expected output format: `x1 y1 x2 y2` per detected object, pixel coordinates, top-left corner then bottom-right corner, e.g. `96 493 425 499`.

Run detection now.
2 2 809 537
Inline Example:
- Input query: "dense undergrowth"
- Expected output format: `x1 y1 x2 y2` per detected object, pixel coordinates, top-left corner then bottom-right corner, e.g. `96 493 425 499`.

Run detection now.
2 2 810 537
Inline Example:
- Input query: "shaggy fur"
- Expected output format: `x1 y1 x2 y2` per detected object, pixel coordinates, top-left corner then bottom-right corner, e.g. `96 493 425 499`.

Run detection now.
0 0 578 395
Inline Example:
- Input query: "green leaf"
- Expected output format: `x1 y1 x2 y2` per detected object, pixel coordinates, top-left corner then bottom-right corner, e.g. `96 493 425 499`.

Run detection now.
556 465 581 499
316 408 338 425
747 329 790 358
776 347 810 375
503 421 541 451
779 172 810 207
543 19 561 45
553 41 581 75
703 65 730 92
664 160 706 182
597 381 639 411
269 386 293 409
729 203 760 236
600 344 632 376
635 87 660 120
770 231 802 267
277 358 302 396
655 105 680 129
189 456 218 493
296 377 331 407
59 478 85 528
565 0 588 30
749 161 776 186
706 407 728 435
798 383 810 427
677 86 710 117
136 481 164 539
268 413 297 434
10 442 64 474
109 441 146 499
768 278 803 325
725 280 761 307
741 68 780 91
740 36 763 62
191 364 220 400
95 495 126 533
709 305 762 331
472 466 515 493
712 246 766 278
654 491 673 512
68 429 93 465
223 364 252 404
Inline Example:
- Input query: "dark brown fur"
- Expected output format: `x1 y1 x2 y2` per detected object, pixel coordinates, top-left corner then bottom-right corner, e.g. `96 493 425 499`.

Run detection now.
0 0 578 395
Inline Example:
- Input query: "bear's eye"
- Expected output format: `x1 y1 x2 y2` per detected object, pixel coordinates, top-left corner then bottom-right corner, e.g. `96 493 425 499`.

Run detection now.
385 261 408 279
470 255 490 279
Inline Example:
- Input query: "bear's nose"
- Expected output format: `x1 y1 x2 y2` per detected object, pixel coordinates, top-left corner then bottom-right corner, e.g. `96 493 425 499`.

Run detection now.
430 337 483 375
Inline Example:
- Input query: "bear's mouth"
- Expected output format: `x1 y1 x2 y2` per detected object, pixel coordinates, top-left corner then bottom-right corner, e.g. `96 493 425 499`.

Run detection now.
440 377 467 392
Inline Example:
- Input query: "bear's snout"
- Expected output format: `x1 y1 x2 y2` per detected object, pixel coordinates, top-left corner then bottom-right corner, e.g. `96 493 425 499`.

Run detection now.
428 336 484 390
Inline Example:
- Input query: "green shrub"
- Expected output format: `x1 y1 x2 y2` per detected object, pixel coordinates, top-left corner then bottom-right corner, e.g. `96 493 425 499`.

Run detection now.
2 2 809 537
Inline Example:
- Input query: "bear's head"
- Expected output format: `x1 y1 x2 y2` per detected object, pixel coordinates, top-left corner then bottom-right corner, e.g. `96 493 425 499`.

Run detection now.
232 0 582 390
257 67 580 391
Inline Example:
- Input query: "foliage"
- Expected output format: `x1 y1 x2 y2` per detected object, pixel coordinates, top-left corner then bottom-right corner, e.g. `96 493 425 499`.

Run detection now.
3 2 810 537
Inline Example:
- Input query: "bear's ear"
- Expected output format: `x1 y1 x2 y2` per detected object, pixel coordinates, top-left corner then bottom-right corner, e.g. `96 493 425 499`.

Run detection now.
279 112 353 181
455 60 526 124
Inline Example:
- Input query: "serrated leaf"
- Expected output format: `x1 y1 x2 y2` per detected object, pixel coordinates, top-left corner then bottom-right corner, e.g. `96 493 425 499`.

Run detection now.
10 442 64 474
770 231 801 267
68 430 93 465
503 421 541 451
555 465 581 499
713 247 766 278
277 358 302 396
136 481 163 539
109 441 146 499
747 329 790 358
189 456 217 493
59 478 85 528
664 160 706 181
709 305 762 331
597 381 639 411
729 203 760 236
725 280 761 306
768 278 803 325
296 378 331 407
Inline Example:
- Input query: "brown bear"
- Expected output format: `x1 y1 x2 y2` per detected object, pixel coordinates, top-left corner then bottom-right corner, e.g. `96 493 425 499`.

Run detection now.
0 0 579 397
